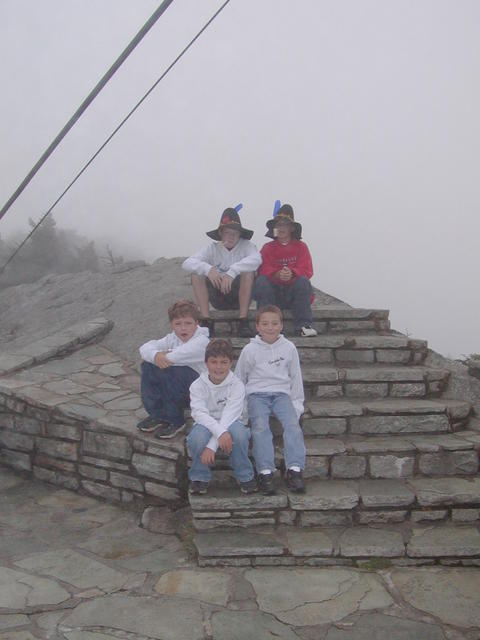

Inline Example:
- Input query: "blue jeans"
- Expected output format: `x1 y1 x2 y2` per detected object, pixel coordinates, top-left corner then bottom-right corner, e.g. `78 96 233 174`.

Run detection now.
141 362 198 427
187 420 254 483
253 275 313 330
247 392 306 472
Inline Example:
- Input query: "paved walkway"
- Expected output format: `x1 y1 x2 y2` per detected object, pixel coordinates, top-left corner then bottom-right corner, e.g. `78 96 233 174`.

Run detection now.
1 468 480 639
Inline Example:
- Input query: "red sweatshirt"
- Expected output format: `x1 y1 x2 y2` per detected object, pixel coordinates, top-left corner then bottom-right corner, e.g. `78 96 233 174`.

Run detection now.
259 239 313 286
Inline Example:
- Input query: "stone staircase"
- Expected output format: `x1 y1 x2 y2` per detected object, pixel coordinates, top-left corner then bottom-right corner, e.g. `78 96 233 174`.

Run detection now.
189 306 480 566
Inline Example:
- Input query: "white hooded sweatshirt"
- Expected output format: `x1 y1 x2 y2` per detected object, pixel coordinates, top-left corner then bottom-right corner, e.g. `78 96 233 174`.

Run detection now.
189 370 246 452
182 238 261 280
139 326 209 375
234 335 304 418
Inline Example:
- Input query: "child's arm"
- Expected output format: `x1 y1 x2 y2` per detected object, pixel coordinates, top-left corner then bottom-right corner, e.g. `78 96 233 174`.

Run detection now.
233 346 250 385
167 333 209 367
290 242 313 279
182 245 215 277
225 244 262 279
218 377 246 432
190 383 224 453
139 336 171 364
289 345 305 418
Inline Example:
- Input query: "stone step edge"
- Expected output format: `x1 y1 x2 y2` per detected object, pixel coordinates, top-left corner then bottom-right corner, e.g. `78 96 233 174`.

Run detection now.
0 317 114 376
193 524 480 567
210 307 389 321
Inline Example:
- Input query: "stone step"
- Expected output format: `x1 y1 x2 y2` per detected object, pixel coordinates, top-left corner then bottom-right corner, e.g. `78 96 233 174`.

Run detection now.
303 398 470 434
210 307 390 335
194 521 480 567
189 476 480 536
230 334 427 365
302 365 450 399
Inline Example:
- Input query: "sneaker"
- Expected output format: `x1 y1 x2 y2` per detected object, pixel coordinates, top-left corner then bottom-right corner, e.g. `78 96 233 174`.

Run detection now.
258 472 275 495
295 325 317 337
199 317 214 338
137 416 162 432
154 423 186 439
189 480 209 495
286 468 305 493
237 318 254 338
238 478 258 494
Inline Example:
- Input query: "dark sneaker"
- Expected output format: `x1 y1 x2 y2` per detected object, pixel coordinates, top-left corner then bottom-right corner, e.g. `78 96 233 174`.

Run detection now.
237 318 254 338
137 416 162 432
200 317 214 338
238 478 258 494
286 469 305 493
154 423 186 439
189 480 209 495
295 325 317 337
258 472 275 495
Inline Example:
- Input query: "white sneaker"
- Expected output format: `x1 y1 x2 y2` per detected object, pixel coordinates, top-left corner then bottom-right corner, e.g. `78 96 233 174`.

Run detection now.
300 325 317 337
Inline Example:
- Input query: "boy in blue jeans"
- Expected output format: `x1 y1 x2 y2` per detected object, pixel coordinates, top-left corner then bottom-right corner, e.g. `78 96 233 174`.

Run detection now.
187 338 256 495
235 305 306 494
138 300 209 439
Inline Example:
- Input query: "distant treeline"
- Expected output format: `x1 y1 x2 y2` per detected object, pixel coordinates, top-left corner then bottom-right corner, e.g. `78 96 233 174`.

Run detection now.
0 216 122 289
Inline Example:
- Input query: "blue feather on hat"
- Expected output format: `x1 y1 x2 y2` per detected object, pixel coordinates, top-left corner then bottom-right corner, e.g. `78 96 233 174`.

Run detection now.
273 200 281 217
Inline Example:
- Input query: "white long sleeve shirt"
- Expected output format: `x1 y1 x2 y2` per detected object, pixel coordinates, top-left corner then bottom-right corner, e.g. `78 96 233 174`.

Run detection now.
139 326 209 375
234 335 304 418
189 370 246 452
182 238 262 279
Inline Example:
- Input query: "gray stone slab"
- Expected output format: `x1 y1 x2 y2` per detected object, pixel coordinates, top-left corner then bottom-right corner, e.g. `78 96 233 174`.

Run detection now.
98 362 126 377
131 453 177 480
190 488 288 511
0 354 34 373
390 382 425 397
195 531 285 557
44 380 91 395
300 511 352 526
419 451 478 476
62 595 204 640
359 479 416 507
308 400 363 417
411 510 448 523
155 570 231 605
0 567 70 608
363 399 446 414
15 549 128 590
103 393 141 410
244 568 393 626
324 613 444 640
345 383 389 397
331 455 366 478
211 610 299 640
350 414 450 435
83 431 132 460
18 386 67 407
286 529 334 556
288 480 358 510
60 402 108 421
339 527 405 557
302 417 347 435
369 455 415 478
349 437 413 453
304 438 346 455
376 350 412 364
0 430 34 451
390 567 480 628
409 477 480 506
407 526 480 557
358 510 408 524
0 614 30 631
194 517 276 531
346 367 426 382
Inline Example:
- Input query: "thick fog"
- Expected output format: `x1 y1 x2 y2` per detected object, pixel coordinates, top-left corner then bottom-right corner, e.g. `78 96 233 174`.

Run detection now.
1 0 479 358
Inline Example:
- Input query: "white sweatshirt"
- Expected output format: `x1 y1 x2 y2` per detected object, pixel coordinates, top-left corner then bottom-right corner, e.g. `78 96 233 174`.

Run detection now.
189 370 247 452
234 335 304 418
182 238 262 279
139 326 209 375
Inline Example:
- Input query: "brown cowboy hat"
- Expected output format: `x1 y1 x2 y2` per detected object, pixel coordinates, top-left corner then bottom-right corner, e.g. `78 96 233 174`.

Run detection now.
206 205 253 241
265 203 302 240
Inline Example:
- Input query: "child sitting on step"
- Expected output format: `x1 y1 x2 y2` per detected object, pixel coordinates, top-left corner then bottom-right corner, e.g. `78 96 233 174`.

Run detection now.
137 299 209 439
187 338 256 495
235 305 306 494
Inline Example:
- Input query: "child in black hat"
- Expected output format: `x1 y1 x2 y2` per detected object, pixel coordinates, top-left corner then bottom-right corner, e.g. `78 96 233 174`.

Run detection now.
253 202 317 337
182 205 261 337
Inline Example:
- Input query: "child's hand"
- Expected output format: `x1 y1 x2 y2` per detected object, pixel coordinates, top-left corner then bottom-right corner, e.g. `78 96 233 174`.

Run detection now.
201 447 215 465
154 352 172 369
208 268 223 289
218 432 233 454
278 266 293 282
220 274 233 294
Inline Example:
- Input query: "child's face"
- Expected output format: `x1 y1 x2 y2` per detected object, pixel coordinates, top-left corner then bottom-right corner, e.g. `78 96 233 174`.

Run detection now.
274 220 293 243
256 311 283 344
206 355 232 384
171 315 197 342
220 227 241 250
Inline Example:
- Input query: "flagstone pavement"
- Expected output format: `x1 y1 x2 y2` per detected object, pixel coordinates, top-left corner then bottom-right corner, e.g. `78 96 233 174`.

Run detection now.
1 468 480 639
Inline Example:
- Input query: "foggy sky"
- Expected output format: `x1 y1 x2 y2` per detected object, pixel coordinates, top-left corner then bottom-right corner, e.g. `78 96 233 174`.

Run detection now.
1 0 479 358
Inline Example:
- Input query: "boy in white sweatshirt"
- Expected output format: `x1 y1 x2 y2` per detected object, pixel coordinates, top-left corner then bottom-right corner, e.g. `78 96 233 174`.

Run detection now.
187 338 256 495
235 305 306 494
182 206 261 338
138 300 209 439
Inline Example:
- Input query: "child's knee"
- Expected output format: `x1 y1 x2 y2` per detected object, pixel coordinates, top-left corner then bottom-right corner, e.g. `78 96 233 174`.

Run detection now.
229 422 250 445
187 425 210 453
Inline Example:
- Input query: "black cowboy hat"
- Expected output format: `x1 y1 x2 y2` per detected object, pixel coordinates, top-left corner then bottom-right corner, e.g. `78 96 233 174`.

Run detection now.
206 204 254 241
265 202 302 240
